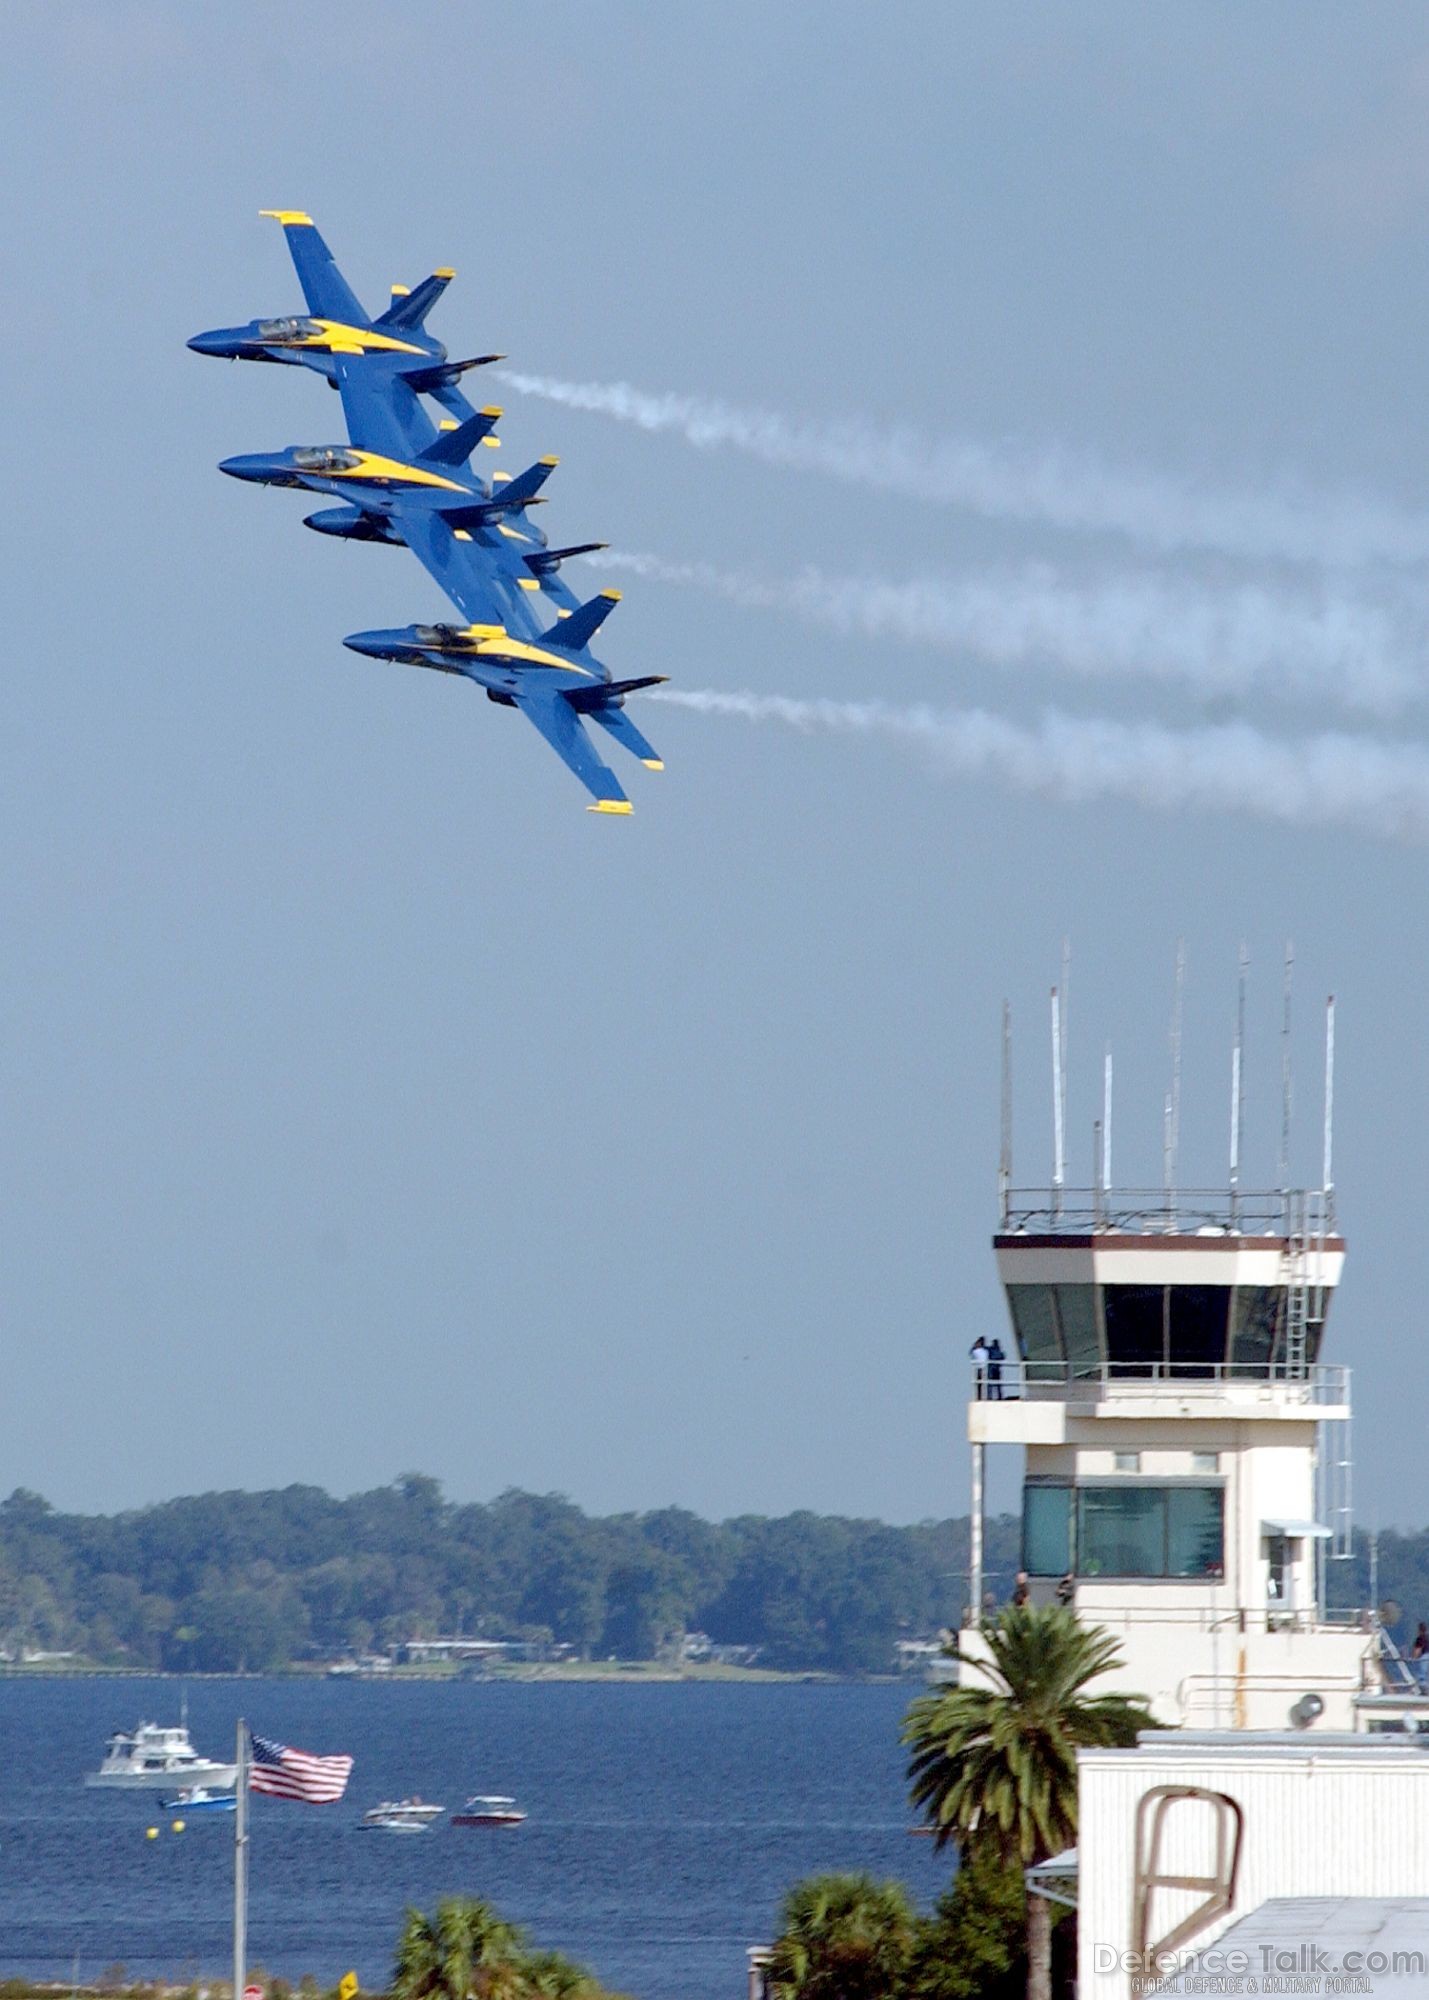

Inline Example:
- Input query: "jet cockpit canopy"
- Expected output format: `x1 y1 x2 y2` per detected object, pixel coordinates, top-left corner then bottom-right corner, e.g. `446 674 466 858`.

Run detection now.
293 447 361 474
256 316 323 343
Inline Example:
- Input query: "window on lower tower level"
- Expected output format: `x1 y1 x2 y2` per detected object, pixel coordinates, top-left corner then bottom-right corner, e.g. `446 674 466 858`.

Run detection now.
1023 1480 1224 1578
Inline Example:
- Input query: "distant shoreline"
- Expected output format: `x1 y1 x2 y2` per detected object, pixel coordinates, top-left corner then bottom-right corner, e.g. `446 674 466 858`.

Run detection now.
0 1660 908 1685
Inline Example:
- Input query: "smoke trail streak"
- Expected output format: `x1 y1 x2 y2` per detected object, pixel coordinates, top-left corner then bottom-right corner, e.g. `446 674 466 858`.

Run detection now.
647 687 1429 843
498 370 1429 569
590 550 1424 712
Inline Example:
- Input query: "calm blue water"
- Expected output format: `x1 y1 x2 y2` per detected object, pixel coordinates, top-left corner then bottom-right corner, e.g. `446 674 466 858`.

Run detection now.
0 1677 948 1999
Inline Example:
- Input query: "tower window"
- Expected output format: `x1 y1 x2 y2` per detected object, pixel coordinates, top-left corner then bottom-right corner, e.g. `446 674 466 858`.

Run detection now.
1113 1452 1141 1472
1192 1451 1219 1473
1022 1480 1224 1579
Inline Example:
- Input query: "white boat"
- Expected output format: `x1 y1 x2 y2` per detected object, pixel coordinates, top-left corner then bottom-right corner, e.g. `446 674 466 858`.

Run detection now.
85 1721 237 1790
359 1798 444 1833
161 1787 236 1814
451 1794 527 1827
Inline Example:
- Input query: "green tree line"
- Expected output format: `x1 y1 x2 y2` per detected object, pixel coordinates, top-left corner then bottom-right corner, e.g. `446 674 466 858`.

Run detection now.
0 1477 1022 1675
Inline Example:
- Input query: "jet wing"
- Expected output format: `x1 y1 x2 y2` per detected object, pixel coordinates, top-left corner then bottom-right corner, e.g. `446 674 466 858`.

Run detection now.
261 212 369 324
332 352 433 460
399 507 524 631
514 688 631 812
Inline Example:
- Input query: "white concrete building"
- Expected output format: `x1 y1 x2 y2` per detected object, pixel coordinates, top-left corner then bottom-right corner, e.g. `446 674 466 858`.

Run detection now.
1077 1732 1429 1997
961 1179 1375 1728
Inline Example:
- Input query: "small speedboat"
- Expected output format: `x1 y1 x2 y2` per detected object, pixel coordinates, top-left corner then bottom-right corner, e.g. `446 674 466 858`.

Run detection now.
161 1788 235 1814
360 1798 444 1833
451 1795 526 1827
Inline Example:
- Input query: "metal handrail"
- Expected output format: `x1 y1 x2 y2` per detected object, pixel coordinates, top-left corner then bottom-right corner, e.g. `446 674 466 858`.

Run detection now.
998 1184 1337 1237
969 1358 1350 1402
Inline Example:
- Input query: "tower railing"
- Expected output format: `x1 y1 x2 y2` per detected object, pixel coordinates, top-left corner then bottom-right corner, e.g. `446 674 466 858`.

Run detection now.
998 1185 1337 1238
971 1358 1350 1405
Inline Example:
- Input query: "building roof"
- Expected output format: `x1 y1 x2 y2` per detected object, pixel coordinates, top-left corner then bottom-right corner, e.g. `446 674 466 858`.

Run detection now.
1155 1898 1429 1995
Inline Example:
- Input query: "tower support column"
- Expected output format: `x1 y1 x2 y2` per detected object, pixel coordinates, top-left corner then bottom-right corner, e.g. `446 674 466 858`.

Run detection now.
970 1439 985 1622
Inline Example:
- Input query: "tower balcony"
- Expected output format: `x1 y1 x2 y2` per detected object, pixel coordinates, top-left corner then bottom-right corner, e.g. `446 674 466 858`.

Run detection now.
969 1359 1350 1441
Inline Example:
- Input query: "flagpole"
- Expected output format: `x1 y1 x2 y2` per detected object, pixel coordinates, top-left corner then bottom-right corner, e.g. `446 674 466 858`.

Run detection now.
234 1719 248 2000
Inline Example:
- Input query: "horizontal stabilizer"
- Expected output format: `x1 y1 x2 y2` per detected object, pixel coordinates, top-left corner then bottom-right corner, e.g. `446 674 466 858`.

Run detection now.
566 675 669 712
542 588 621 652
419 407 502 466
585 705 664 769
374 270 453 331
525 543 609 576
492 457 559 510
400 354 506 392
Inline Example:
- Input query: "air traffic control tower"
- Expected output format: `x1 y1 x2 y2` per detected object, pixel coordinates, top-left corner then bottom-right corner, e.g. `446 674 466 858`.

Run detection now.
961 983 1380 1731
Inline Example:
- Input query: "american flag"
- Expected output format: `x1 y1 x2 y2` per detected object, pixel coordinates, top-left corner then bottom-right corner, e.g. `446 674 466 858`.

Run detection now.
248 1731 353 1803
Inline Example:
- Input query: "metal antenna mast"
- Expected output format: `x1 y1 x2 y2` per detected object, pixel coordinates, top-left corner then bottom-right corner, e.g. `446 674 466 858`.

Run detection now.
1230 944 1247 1228
1060 938 1071 1186
1323 993 1336 1217
999 1000 1013 1227
1279 942 1294 1206
1103 1046 1113 1197
1164 941 1185 1226
1051 986 1065 1219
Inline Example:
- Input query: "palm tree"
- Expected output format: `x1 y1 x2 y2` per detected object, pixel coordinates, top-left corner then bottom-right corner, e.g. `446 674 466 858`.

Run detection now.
391 1897 528 2000
516 1950 612 1999
902 1607 1154 2000
766 1873 917 2000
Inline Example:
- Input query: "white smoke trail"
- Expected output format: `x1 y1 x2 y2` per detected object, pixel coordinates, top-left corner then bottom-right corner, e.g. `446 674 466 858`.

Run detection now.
498 370 1429 569
647 686 1429 844
591 550 1424 713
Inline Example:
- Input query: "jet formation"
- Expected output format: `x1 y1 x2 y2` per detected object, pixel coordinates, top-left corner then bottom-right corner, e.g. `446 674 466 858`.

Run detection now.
190 213 666 813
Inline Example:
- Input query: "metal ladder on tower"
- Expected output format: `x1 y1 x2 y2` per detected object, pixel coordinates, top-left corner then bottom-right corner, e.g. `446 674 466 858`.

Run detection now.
1282 1190 1311 1381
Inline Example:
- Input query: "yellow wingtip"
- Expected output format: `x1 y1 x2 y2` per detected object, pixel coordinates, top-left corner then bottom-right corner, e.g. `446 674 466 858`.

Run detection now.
437 418 459 431
259 209 313 226
641 759 665 771
433 267 456 280
599 588 623 603
539 455 560 467
588 800 634 816
390 283 411 297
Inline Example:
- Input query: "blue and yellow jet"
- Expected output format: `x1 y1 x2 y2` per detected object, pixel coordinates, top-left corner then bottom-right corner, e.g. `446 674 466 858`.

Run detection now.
192 214 665 812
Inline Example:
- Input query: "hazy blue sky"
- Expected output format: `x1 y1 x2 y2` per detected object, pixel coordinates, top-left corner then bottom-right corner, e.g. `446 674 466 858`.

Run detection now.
4 3 1429 1525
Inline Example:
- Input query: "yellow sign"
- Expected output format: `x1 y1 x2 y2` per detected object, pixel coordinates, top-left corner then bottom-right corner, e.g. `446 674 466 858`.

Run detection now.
339 1974 359 2000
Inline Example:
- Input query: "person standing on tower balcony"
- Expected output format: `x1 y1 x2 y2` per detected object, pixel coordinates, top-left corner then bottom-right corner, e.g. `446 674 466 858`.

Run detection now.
1411 1622 1429 1689
986 1338 1006 1399
969 1336 990 1399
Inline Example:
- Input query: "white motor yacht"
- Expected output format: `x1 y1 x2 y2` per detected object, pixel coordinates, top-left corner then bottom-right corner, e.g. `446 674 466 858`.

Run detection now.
85 1721 238 1790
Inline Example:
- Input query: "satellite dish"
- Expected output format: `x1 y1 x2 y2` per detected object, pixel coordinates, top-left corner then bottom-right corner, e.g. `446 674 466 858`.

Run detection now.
1380 1600 1403 1630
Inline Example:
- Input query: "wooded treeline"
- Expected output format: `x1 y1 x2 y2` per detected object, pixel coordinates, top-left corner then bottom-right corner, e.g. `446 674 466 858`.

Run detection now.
0 1478 1023 1674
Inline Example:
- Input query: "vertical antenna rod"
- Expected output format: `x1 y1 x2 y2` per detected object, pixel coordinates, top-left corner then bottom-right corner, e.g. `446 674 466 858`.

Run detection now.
1323 993 1336 1218
999 1000 1012 1226
1279 942 1295 1197
1103 1046 1113 1197
1230 944 1247 1226
1165 941 1186 1223
1060 938 1071 1195
1051 986 1065 1217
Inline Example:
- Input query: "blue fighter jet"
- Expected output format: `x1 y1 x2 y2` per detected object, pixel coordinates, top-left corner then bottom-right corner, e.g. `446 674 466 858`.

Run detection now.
188 211 502 434
221 440 665 813
193 214 666 812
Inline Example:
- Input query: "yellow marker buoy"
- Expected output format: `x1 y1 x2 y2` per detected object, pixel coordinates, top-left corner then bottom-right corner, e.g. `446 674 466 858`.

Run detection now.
172 1819 185 1832
146 1826 159 1839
